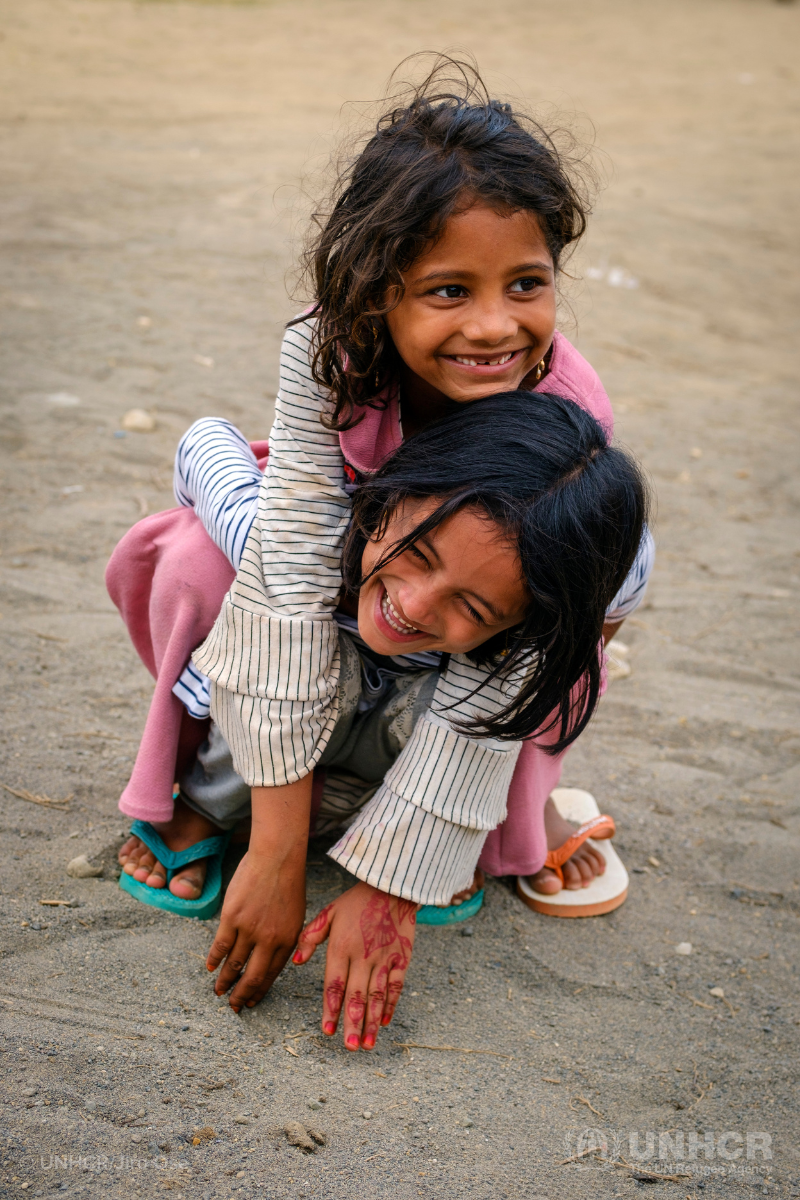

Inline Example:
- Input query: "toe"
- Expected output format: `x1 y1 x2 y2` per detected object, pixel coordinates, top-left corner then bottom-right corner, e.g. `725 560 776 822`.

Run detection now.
586 844 607 876
529 866 562 895
562 858 587 890
131 849 158 882
446 867 484 907
169 860 207 901
118 835 139 865
143 862 167 889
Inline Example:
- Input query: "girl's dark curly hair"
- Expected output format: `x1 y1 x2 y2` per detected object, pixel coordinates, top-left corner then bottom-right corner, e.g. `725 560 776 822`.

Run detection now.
293 55 593 431
341 391 648 752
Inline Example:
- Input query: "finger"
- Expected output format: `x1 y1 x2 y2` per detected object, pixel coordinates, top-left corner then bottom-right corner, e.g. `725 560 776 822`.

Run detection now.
342 968 371 1051
381 964 407 1027
229 944 287 1012
206 920 237 971
212 931 255 998
362 964 388 1051
321 954 349 1037
292 902 335 966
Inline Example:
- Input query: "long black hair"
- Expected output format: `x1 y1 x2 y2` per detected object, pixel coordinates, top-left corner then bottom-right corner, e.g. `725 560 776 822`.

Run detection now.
342 391 648 752
294 54 593 430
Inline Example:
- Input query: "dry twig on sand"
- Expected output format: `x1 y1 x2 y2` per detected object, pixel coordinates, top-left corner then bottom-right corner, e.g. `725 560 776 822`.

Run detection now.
608 1156 692 1182
2 782 72 810
394 1041 512 1059
560 1148 691 1182
678 991 714 1011
570 1094 605 1117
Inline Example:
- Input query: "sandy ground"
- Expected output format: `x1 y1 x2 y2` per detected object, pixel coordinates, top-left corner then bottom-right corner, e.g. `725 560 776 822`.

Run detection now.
1 0 799 1196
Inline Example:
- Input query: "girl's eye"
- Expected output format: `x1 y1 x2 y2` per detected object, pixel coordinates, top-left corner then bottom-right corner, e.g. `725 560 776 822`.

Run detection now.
460 598 485 625
409 544 429 565
509 277 542 294
431 284 466 300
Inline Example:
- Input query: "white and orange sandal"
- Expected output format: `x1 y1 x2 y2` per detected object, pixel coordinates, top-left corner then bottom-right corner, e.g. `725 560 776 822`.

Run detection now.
516 788 629 918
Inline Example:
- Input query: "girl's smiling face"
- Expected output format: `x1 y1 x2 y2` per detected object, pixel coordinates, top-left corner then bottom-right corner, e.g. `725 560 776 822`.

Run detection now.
357 500 529 658
385 202 556 422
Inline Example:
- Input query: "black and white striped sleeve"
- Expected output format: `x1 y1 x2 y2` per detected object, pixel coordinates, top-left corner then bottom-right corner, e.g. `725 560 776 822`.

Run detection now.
606 525 655 622
328 658 524 904
192 322 352 787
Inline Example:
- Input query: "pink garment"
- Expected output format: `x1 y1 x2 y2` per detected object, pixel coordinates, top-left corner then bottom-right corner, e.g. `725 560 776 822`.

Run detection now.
106 507 236 823
105 443 270 824
107 335 611 875
339 330 612 474
479 663 609 878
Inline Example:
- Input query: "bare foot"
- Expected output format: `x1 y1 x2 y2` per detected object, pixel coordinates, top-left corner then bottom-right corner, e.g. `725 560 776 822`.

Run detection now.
526 796 612 895
118 796 222 900
446 868 485 907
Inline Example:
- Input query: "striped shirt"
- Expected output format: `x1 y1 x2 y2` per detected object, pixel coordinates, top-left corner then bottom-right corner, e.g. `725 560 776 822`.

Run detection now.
189 321 653 905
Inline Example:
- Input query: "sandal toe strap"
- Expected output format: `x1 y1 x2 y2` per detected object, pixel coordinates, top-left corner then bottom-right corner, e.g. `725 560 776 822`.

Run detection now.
543 814 616 884
130 820 228 880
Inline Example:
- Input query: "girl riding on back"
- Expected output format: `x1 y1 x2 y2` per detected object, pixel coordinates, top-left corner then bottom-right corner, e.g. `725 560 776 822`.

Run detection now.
113 58 654 1045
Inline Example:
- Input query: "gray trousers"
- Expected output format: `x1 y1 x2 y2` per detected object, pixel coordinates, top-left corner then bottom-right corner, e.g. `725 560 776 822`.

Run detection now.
179 632 437 833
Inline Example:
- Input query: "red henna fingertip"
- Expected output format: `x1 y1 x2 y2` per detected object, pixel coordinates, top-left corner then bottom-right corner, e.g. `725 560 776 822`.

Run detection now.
380 1014 392 1026
292 950 303 964
346 1034 359 1050
323 1020 336 1035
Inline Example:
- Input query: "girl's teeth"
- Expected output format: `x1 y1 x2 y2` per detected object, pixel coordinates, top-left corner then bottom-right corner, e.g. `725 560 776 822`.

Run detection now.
381 591 419 635
454 352 514 367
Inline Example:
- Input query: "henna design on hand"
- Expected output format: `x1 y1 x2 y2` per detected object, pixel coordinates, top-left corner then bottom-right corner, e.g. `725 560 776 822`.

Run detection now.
303 902 334 937
360 894 399 957
325 976 345 1016
363 983 385 1047
396 898 418 927
346 990 366 1024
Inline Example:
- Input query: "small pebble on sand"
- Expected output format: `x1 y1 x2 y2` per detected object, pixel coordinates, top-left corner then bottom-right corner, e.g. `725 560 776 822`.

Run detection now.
121 408 156 433
675 942 692 955
66 854 103 879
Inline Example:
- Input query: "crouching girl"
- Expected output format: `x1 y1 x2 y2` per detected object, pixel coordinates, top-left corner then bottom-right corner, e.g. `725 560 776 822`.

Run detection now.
125 389 647 1050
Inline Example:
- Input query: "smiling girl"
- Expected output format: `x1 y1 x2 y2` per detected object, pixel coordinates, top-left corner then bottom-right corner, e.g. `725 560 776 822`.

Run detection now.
113 58 654 1043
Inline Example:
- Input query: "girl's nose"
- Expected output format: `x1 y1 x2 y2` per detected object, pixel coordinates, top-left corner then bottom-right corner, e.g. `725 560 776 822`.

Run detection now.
396 581 440 630
461 298 517 345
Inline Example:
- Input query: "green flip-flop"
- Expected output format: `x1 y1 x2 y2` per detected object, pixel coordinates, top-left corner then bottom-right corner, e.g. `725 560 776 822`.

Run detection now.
119 819 231 920
416 888 484 926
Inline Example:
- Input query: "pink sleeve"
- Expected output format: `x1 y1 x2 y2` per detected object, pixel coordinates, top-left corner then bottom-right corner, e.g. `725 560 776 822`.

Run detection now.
534 330 613 437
